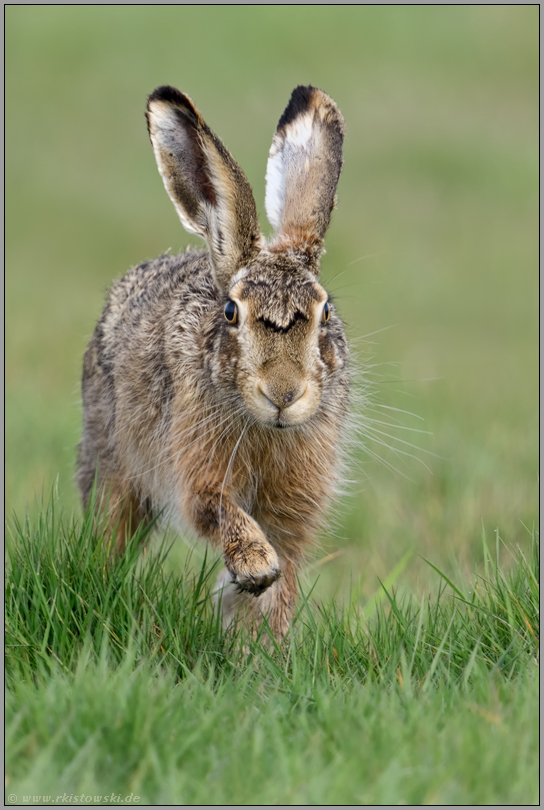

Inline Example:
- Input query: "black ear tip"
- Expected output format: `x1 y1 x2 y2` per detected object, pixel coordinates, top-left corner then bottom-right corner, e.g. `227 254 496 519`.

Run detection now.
291 85 316 103
147 85 183 106
278 85 316 130
146 85 199 116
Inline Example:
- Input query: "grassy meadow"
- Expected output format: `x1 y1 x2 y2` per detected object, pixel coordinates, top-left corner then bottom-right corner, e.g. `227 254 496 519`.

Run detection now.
5 6 539 805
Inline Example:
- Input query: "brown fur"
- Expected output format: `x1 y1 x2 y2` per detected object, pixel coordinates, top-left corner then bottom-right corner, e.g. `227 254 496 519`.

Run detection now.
77 85 349 639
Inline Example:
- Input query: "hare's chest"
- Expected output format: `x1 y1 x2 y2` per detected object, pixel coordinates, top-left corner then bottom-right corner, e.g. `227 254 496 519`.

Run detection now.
250 438 326 514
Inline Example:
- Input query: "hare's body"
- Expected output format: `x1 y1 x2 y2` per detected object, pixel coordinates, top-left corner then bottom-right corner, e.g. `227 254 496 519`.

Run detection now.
78 84 349 637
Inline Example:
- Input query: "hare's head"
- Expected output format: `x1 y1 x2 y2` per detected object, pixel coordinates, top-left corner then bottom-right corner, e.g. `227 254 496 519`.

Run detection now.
146 85 347 428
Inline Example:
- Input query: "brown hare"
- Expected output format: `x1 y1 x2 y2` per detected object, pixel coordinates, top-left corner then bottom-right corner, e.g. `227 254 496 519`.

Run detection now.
77 84 349 639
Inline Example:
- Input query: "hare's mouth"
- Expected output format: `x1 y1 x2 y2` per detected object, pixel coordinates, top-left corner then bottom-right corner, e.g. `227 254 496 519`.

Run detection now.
274 415 296 429
267 413 304 430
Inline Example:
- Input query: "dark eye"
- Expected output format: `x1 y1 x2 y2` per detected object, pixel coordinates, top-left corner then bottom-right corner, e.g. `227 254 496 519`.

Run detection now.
224 300 238 324
322 302 331 323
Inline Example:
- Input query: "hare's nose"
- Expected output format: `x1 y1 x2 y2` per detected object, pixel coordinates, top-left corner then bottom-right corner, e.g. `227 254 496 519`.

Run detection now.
259 382 306 410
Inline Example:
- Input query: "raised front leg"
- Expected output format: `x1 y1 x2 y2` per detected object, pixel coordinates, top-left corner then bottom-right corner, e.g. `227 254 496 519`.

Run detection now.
189 489 281 595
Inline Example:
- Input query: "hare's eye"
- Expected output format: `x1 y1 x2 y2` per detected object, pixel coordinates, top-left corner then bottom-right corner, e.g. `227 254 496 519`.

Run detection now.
322 302 331 323
224 300 238 324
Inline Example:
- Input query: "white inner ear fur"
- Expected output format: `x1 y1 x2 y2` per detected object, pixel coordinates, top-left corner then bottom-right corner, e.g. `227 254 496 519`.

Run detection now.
148 99 174 129
265 139 285 231
265 110 316 232
203 144 242 264
285 112 314 148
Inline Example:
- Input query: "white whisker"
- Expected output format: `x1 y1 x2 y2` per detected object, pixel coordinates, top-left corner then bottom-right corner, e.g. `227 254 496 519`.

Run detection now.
219 418 250 533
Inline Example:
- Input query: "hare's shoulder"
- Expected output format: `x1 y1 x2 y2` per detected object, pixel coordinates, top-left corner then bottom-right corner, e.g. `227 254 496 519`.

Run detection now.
107 248 212 314
92 248 218 362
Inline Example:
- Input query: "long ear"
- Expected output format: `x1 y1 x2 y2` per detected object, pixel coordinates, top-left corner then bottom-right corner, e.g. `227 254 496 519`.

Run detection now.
265 86 345 261
146 86 262 290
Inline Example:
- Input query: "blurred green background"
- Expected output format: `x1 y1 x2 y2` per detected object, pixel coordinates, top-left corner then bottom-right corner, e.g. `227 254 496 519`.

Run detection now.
6 6 538 596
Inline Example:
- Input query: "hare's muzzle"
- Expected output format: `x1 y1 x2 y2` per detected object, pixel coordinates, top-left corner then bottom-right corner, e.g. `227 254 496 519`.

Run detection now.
251 371 320 428
258 381 307 411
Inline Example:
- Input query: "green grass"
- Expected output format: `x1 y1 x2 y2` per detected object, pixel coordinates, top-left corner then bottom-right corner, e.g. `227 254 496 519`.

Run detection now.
5 6 539 805
5 496 540 805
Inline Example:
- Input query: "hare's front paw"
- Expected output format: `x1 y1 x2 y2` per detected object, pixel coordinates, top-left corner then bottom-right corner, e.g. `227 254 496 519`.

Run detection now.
225 532 280 596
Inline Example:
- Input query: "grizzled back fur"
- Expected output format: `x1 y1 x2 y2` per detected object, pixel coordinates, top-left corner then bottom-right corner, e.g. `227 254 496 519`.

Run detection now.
78 85 349 639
